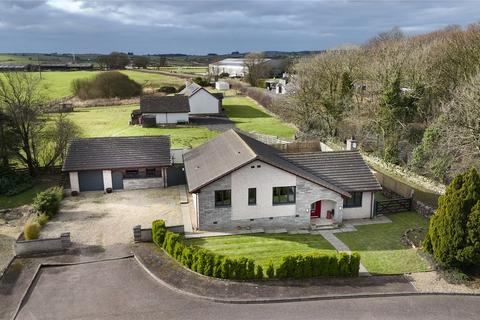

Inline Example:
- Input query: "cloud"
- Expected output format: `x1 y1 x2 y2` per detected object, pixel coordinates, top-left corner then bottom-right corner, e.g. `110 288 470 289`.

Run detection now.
0 0 479 53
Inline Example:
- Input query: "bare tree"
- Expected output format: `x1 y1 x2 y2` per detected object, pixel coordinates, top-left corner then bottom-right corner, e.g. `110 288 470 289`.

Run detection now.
244 52 270 86
0 72 80 175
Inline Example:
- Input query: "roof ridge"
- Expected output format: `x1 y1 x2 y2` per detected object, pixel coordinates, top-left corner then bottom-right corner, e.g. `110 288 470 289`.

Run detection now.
231 129 258 159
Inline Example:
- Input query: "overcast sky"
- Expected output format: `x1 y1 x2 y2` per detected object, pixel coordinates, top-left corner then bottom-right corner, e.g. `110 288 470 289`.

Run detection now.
1 0 479 54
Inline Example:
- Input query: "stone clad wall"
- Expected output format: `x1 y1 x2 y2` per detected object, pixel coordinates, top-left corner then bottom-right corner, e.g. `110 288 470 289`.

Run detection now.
198 175 232 229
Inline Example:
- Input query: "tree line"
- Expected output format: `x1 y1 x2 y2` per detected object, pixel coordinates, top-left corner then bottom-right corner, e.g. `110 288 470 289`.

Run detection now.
279 24 480 183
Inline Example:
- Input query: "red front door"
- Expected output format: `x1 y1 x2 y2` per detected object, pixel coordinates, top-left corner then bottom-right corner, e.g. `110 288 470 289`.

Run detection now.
310 201 321 218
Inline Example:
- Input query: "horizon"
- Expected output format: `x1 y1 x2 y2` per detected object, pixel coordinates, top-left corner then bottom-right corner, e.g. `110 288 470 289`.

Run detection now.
1 1 479 54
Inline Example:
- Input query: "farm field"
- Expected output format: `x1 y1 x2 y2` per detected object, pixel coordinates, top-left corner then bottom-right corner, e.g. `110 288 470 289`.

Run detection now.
186 234 336 269
222 95 297 139
63 105 218 148
5 70 185 100
336 212 430 275
156 66 208 75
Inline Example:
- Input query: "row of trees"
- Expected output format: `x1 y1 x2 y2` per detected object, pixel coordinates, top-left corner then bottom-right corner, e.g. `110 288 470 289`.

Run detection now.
0 73 80 176
96 52 152 69
281 24 480 183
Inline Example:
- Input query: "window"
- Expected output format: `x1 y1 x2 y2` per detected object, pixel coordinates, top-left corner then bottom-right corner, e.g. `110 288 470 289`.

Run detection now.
215 190 231 207
344 192 363 208
248 188 256 205
125 169 139 178
272 186 296 205
146 168 156 177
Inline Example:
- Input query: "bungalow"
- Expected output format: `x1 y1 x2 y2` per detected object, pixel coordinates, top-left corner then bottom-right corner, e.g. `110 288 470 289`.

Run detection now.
179 82 223 115
183 129 382 231
62 136 171 193
138 95 190 125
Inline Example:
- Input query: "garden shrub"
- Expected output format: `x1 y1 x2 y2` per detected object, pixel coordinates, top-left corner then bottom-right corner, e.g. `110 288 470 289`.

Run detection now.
275 252 360 278
266 260 275 278
173 242 184 260
72 71 142 100
180 246 193 268
255 265 264 279
33 186 63 217
0 167 33 196
424 168 480 270
163 231 182 256
35 213 49 226
152 220 167 246
24 221 41 240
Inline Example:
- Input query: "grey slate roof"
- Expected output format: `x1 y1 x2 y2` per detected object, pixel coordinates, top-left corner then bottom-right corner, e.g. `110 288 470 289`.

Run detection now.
140 95 190 113
211 92 224 100
281 152 382 192
62 136 171 172
183 129 351 196
179 82 222 100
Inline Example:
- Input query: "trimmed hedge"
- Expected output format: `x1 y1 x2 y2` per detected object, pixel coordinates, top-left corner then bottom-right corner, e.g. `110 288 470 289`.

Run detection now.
275 252 361 278
152 220 167 246
152 219 361 280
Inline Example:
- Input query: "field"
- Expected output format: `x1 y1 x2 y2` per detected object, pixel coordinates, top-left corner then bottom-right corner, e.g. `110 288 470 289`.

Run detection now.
336 212 430 274
6 70 185 100
64 105 218 148
223 96 297 139
156 66 208 75
186 234 335 268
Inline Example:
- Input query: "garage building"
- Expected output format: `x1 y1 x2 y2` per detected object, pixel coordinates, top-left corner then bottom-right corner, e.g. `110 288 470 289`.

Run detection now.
62 136 172 193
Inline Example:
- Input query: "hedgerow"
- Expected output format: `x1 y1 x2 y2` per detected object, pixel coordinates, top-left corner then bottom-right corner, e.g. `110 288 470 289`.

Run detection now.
152 220 360 280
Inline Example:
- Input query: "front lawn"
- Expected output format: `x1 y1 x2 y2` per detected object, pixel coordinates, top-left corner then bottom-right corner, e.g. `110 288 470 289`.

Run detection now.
185 234 336 268
336 212 430 274
223 96 296 139
64 105 218 148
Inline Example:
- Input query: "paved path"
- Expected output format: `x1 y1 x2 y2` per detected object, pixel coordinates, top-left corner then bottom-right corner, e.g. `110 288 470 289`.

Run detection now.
319 230 370 276
13 257 480 320
189 113 235 132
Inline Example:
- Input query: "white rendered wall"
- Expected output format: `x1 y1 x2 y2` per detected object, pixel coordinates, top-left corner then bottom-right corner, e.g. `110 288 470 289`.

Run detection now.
147 112 189 124
102 170 112 191
69 171 79 192
231 160 297 220
342 192 373 220
189 89 219 114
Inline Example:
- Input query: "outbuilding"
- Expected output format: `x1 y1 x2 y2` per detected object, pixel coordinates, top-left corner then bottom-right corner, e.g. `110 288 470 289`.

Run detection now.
139 95 190 125
62 136 172 194
215 81 230 91
179 82 223 115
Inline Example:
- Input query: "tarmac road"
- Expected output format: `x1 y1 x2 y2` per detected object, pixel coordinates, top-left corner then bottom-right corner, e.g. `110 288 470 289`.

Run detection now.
15 258 480 320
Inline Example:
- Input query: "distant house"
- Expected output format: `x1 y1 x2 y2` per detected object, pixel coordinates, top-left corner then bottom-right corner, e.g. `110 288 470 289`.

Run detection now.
138 95 190 125
209 58 284 78
183 129 381 231
215 81 230 91
63 136 172 193
179 82 223 115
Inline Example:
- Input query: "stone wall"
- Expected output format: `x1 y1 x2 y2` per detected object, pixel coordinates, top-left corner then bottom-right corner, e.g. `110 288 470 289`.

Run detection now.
412 200 435 218
15 232 71 256
197 175 232 230
124 177 164 190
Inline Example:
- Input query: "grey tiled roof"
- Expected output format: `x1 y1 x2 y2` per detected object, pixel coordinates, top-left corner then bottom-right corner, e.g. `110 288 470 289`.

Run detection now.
281 151 382 192
140 95 190 113
211 92 224 100
183 129 352 196
62 136 171 171
179 82 202 96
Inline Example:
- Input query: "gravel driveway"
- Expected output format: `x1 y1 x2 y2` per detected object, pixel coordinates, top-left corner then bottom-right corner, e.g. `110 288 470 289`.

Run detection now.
41 187 184 249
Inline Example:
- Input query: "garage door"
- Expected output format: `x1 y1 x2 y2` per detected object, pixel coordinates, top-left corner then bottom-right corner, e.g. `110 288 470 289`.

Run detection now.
112 171 124 190
78 170 104 191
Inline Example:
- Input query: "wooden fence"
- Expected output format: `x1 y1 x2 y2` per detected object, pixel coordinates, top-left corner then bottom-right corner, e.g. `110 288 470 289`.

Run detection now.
374 198 412 215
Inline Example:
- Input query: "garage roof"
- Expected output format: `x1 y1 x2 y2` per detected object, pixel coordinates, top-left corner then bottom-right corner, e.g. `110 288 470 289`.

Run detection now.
140 95 190 113
62 136 171 171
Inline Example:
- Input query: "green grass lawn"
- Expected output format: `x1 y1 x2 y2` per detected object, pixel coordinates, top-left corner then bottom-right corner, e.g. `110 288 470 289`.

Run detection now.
0 181 55 209
156 66 208 75
223 96 297 139
23 70 184 100
336 212 430 274
64 105 218 148
186 234 336 268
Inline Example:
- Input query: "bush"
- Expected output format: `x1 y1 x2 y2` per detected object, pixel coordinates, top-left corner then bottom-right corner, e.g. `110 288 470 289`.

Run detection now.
24 221 40 240
255 265 264 279
152 220 166 246
35 213 49 226
158 86 177 94
32 186 63 217
424 168 480 270
0 167 33 196
219 72 230 78
266 260 275 278
192 77 210 87
162 231 182 255
72 71 142 100
275 252 360 279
